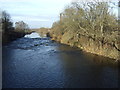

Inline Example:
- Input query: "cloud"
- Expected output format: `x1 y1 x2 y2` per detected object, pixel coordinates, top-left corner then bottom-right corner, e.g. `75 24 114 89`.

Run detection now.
71 0 118 2
12 16 50 22
0 0 118 28
0 0 72 16
11 13 59 28
0 0 72 4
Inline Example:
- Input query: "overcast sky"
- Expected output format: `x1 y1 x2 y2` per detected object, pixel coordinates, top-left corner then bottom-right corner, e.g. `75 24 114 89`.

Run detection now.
0 0 118 28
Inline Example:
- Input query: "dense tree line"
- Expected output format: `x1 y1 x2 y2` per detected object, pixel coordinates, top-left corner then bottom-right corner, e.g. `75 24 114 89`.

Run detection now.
1 11 30 33
0 10 30 44
51 1 119 43
1 11 13 33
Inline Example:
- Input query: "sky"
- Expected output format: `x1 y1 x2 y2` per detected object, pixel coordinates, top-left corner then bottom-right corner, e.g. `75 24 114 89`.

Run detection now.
0 0 119 29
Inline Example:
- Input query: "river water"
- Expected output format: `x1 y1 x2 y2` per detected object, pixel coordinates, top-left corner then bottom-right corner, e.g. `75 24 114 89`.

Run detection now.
2 33 119 88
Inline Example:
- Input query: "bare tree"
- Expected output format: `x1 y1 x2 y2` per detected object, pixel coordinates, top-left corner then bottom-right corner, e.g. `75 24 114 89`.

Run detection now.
15 21 29 32
51 0 118 42
1 11 13 33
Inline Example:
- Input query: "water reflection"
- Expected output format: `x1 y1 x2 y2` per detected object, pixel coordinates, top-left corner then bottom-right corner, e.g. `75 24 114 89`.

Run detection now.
56 44 118 88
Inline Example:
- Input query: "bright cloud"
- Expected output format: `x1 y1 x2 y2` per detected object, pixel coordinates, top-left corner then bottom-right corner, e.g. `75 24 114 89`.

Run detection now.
0 0 118 28
0 0 72 28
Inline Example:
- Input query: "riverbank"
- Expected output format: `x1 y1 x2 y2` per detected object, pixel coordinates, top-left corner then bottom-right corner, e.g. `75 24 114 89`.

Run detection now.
34 27 120 60
48 1 120 61
49 30 120 61
2 30 32 45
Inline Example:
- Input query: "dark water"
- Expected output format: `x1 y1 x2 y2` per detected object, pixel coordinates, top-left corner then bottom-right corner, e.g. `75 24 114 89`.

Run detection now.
2 33 119 88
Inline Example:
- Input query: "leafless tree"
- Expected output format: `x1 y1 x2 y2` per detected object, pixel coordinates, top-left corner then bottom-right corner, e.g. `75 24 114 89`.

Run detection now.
15 21 29 32
1 11 13 33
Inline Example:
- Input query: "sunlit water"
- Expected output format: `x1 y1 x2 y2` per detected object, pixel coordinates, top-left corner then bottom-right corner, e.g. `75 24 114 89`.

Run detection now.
2 33 119 88
24 32 41 38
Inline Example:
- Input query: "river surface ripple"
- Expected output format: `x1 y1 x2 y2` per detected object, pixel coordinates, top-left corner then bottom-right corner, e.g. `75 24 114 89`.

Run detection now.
2 33 119 88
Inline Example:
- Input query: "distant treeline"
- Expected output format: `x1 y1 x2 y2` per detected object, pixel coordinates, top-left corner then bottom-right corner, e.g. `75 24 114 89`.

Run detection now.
0 10 30 44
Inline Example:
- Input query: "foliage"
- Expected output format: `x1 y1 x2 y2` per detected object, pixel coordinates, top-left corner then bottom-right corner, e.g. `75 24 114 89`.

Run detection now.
15 21 29 33
1 11 14 33
1 11 30 44
51 1 119 43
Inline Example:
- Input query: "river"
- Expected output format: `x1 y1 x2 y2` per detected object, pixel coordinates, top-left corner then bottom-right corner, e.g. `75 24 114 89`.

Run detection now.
2 32 119 88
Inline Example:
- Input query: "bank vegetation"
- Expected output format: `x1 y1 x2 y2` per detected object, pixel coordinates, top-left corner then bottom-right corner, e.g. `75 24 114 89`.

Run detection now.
50 1 120 60
0 10 31 44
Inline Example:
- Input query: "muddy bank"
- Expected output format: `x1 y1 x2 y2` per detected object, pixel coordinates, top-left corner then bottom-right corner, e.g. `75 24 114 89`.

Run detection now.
49 30 120 60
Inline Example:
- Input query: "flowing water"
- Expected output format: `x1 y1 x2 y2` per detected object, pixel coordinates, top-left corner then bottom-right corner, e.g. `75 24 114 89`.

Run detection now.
2 32 119 88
